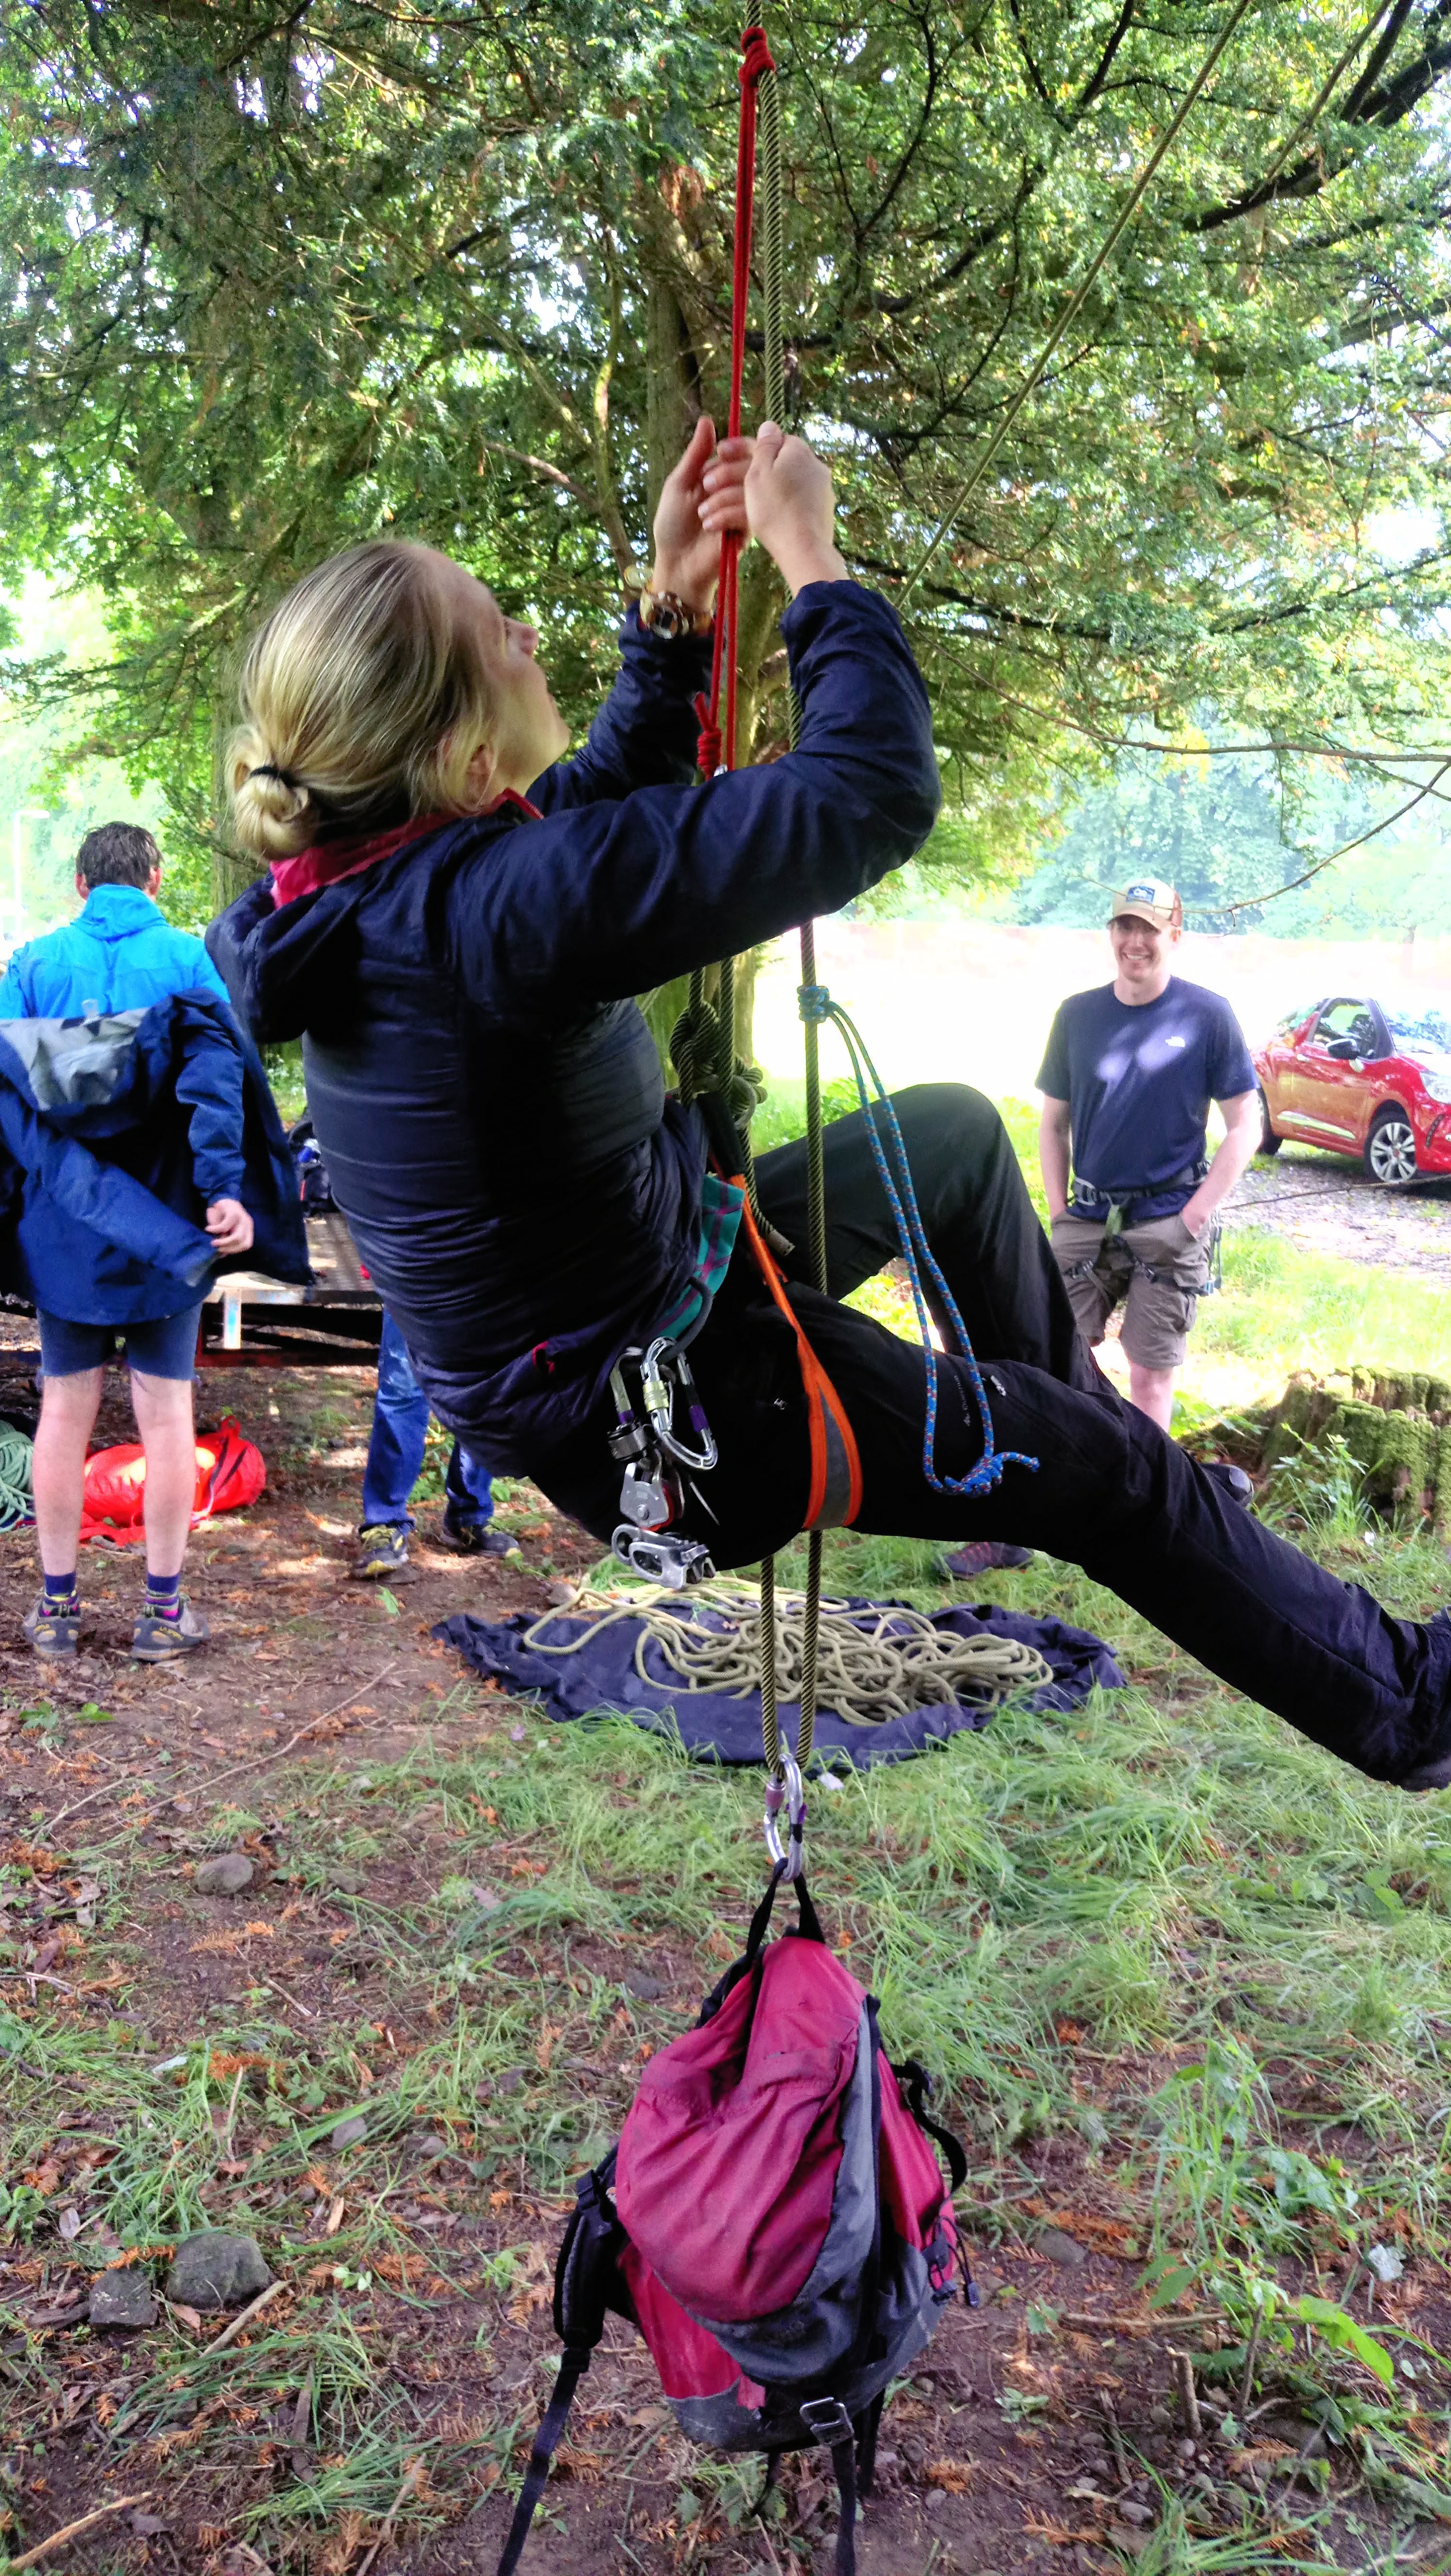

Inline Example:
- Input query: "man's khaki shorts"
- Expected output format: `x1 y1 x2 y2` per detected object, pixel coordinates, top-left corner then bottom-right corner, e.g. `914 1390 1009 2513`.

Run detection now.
1049 1208 1211 1372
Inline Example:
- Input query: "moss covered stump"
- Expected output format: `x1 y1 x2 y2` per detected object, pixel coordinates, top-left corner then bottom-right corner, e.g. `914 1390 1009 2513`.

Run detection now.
1264 1368 1451 1530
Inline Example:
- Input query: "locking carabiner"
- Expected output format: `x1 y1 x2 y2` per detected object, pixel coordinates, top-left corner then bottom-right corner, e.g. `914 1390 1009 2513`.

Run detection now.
763 1754 806 1882
641 1336 719 1473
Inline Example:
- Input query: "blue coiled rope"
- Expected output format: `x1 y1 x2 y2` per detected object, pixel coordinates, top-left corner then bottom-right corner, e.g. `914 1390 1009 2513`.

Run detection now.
798 984 1038 1499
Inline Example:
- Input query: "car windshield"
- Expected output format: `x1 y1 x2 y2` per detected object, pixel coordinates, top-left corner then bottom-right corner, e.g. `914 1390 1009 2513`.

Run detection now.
1384 1003 1451 1059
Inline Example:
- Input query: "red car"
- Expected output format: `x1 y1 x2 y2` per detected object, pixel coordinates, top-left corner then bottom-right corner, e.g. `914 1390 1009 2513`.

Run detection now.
1254 993 1451 1183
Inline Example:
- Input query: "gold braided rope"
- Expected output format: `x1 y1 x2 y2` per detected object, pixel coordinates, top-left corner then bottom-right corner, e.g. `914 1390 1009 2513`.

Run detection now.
756 52 826 1784
521 1582 1050 1731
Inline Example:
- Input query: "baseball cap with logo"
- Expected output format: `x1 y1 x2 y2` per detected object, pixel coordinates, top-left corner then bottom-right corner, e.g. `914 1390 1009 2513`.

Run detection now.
1110 879 1181 931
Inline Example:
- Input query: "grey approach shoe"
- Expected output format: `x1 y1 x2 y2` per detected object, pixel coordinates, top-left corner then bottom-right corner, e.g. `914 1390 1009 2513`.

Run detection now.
352 1523 415 1581
131 1600 210 1662
23 1595 81 1659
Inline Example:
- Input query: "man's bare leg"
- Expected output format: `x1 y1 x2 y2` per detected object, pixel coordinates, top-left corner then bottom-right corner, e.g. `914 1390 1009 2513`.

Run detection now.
129 1368 209 1658
129 1368 197 1577
1127 1360 1177 1434
32 1367 103 1575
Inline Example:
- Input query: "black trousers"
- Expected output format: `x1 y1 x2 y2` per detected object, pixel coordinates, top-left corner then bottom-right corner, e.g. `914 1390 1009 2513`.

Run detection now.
538 1085 1451 1787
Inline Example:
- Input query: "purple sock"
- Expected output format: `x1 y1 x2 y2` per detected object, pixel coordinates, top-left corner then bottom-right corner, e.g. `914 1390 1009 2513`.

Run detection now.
43 1571 78 1608
145 1570 182 1621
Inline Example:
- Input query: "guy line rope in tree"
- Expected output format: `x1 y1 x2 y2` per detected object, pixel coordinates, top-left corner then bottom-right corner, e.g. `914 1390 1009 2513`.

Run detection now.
638 0 1402 1880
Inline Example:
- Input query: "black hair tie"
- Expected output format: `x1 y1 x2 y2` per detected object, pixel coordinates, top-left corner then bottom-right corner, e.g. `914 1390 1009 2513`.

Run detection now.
249 761 299 789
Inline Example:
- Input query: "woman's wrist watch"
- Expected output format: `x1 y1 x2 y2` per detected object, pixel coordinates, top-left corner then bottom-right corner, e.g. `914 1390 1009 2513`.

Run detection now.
637 587 714 639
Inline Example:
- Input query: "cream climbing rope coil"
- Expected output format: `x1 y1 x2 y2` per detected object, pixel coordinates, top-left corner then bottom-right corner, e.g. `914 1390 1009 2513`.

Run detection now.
521 1582 1051 1731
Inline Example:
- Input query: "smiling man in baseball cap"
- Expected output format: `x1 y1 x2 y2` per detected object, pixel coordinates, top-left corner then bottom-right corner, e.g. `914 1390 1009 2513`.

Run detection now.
1036 878 1262 1432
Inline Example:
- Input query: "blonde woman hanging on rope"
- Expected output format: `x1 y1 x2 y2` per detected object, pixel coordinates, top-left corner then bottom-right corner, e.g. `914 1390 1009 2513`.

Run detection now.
210 422 1451 1795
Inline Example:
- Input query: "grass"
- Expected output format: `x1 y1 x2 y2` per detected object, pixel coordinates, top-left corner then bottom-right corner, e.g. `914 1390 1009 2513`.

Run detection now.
3 1085 1450 2568
1197 1227 1451 1384
6 1494 1451 2566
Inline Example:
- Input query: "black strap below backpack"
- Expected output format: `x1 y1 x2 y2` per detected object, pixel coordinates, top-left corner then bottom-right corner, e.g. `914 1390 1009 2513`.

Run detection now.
831 2436 858 2576
494 2341 594 2576
493 2154 625 2576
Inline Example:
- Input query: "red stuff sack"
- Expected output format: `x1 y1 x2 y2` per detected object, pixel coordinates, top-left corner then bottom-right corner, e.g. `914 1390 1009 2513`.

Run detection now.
79 1416 265 1546
494 1871 969 2576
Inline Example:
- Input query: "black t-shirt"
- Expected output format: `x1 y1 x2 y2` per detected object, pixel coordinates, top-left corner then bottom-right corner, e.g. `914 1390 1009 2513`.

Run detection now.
1037 976 1257 1220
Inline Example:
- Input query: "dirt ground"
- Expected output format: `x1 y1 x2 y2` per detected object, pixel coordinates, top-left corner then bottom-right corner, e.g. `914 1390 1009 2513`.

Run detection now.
0 1347 1446 2575
1231 1145 1451 1278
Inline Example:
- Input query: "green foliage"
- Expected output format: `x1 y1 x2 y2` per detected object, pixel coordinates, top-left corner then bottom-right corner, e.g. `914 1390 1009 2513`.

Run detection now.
993 717 1451 940
1004 731 1377 932
0 582 175 941
2 3 1451 893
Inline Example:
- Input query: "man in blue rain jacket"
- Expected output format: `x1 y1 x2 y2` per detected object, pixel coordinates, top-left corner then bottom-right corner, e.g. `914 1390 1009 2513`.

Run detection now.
0 821 306 1664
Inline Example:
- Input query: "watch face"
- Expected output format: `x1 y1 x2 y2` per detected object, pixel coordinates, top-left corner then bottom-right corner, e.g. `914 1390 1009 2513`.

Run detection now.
645 592 688 638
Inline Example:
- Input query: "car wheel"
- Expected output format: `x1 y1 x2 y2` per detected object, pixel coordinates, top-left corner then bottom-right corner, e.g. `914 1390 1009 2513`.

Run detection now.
1257 1086 1282 1156
1365 1105 1417 1185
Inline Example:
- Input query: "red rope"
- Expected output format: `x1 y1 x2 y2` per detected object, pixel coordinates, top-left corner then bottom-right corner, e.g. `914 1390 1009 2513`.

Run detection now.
696 25 776 781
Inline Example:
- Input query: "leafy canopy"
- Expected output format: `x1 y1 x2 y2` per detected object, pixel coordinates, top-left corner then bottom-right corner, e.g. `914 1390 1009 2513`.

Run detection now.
2 0 1451 896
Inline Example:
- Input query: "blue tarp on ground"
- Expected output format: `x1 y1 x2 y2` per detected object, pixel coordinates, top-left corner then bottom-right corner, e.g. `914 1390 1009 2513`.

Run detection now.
434 1597 1124 1771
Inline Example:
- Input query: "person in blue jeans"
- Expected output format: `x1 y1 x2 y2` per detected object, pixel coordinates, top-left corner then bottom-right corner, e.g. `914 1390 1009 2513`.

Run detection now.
355 1310 513 1577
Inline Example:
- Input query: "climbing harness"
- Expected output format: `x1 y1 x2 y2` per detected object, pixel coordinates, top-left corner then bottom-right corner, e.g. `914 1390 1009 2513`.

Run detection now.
1064 1166 1224 1299
521 1580 1052 1729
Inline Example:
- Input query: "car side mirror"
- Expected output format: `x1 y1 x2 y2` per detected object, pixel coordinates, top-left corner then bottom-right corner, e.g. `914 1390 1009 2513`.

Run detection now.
1323 1036 1359 1061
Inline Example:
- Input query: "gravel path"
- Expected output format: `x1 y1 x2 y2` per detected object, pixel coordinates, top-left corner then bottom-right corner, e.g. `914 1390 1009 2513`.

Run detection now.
1229 1146 1451 1281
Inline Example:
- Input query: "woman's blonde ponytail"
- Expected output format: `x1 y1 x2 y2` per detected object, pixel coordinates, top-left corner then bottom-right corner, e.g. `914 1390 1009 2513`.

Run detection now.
228 541 496 862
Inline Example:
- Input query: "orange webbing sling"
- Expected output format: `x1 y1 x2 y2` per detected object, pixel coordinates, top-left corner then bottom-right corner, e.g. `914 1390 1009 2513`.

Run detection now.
733 1183 862 1532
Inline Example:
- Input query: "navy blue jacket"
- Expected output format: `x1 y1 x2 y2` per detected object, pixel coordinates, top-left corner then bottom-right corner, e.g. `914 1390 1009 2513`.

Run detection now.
0 993 310 1322
209 582 939 1468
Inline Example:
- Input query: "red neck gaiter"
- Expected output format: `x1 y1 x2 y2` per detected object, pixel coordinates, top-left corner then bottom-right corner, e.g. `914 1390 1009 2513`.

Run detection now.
269 790 542 909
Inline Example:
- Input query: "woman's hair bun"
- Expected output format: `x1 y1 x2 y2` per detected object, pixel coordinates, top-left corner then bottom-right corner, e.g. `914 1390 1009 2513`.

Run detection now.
229 735 316 862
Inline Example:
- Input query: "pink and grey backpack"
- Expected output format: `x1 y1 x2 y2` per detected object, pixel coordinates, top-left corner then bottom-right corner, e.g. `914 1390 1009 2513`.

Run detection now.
495 1871 971 2576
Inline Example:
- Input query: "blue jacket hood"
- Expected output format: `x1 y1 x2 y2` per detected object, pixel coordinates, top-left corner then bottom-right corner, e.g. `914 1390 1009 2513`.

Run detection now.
0 884 234 1022
77 885 166 940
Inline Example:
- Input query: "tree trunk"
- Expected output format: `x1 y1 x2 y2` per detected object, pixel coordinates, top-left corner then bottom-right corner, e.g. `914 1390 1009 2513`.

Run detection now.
645 270 697 520
209 703 263 916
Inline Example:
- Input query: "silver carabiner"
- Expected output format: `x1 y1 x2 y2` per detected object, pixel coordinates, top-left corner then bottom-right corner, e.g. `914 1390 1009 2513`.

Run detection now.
642 1336 718 1473
764 1755 806 1882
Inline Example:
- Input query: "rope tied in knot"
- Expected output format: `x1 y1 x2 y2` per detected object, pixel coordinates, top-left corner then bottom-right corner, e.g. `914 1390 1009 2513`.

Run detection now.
727 1061 765 1130
670 997 723 1102
739 25 776 86
798 982 833 1023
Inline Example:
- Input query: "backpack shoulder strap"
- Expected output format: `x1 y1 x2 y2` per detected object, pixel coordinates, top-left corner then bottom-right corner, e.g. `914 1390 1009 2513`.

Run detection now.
830 2433 859 2576
894 2056 969 2193
494 2341 593 2576
496 2156 624 2576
